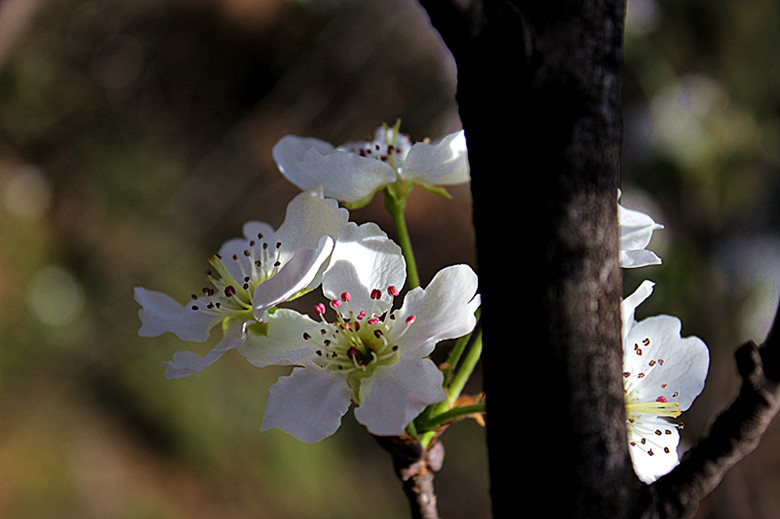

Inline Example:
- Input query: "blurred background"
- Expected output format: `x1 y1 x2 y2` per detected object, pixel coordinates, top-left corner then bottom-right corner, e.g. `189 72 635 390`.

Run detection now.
623 1 780 518
0 0 778 518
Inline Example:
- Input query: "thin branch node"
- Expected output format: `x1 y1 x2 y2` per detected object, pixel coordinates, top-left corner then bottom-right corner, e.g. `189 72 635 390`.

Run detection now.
736 341 765 390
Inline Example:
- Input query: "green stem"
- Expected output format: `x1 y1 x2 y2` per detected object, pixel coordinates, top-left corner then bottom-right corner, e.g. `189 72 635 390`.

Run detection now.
444 310 481 371
418 328 483 449
384 190 420 289
417 403 486 431
445 329 482 408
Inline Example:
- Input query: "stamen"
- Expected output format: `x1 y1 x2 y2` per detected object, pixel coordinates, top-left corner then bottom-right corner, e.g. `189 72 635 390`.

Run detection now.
626 401 681 418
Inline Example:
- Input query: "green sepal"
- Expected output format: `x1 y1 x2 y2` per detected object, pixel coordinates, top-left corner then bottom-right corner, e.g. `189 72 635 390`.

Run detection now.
343 190 380 210
246 320 269 337
221 315 241 333
416 182 452 199
385 178 412 202
286 288 312 302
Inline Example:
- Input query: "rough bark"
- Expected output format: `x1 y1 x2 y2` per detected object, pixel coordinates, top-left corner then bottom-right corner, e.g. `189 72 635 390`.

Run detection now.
418 1 642 517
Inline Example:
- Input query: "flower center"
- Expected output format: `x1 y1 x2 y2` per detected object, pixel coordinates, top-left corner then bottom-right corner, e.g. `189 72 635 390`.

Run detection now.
343 122 410 172
188 233 286 320
624 335 682 458
302 287 416 402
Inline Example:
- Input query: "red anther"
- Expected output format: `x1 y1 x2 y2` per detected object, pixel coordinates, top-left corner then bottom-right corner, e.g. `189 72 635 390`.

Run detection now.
656 396 668 403
353 321 361 331
341 291 352 302
368 317 380 325
330 299 343 308
315 303 327 316
388 286 399 297
370 289 382 300
347 346 361 360
224 286 237 297
357 311 367 319
405 315 416 325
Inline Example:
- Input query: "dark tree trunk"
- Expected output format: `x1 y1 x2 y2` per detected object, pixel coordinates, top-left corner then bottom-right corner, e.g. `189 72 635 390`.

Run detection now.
419 1 644 517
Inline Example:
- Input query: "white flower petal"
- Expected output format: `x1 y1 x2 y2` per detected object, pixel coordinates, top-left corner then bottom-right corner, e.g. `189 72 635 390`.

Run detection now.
261 366 353 443
253 235 334 319
322 222 406 313
239 309 317 367
134 287 218 342
628 415 681 484
272 136 337 191
354 357 446 436
273 135 396 204
162 320 244 379
242 221 276 242
619 203 664 251
274 189 349 252
624 315 709 411
620 249 663 269
392 264 480 356
401 130 470 186
618 192 664 268
621 280 656 341
300 150 396 204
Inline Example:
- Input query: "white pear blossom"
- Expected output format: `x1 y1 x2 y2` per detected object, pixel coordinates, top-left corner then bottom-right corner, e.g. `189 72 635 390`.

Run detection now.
621 280 709 483
272 122 469 207
619 191 664 268
239 222 480 442
134 189 349 378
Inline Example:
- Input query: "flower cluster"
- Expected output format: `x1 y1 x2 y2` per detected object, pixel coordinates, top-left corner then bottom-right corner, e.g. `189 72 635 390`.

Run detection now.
617 194 710 483
136 123 479 443
135 122 709 485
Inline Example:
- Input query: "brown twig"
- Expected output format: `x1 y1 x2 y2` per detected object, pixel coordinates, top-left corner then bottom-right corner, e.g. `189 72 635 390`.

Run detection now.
650 304 780 518
374 435 445 519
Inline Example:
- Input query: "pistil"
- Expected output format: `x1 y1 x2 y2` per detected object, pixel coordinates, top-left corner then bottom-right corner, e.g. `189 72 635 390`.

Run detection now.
302 286 417 381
